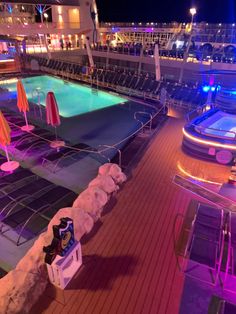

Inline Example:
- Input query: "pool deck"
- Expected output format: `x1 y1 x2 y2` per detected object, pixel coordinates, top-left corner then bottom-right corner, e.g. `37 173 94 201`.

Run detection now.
31 115 230 314
0 92 148 192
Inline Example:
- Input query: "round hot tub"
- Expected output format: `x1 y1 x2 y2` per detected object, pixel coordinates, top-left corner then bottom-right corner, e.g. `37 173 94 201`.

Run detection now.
183 108 236 164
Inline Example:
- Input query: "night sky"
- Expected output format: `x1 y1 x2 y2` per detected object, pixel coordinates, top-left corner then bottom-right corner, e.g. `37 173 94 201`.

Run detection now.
96 0 236 23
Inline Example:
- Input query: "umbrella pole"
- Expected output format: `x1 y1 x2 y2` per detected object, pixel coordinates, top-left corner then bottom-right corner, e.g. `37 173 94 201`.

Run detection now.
1 145 19 172
4 146 10 163
55 126 58 141
24 111 29 128
38 94 43 120
21 111 34 132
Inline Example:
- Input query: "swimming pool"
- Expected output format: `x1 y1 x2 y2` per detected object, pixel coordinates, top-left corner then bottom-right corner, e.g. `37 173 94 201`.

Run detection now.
5 75 127 118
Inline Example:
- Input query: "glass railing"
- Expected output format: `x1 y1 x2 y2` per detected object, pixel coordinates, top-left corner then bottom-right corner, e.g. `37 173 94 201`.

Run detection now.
92 45 236 64
100 22 236 31
0 21 81 29
99 22 180 28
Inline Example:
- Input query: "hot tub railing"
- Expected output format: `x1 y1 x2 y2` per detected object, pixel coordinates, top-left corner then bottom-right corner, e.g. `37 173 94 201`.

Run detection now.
193 124 236 140
134 111 153 132
186 103 215 122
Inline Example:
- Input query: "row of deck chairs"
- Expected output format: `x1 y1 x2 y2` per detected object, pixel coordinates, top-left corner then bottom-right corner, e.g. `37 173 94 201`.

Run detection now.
25 54 84 77
90 69 206 106
42 59 84 76
23 54 207 107
0 166 77 245
182 204 225 285
1 110 98 173
178 202 236 292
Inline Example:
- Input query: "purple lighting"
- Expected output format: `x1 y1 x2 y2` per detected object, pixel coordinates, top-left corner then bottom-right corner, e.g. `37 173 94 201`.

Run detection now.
146 28 154 32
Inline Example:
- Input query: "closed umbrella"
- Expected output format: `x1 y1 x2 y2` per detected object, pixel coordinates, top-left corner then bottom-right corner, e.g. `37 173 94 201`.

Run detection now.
0 111 19 172
46 91 65 148
17 80 35 132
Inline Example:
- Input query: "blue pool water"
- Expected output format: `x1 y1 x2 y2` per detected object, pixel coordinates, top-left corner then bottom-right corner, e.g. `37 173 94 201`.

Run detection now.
5 75 127 118
196 111 236 138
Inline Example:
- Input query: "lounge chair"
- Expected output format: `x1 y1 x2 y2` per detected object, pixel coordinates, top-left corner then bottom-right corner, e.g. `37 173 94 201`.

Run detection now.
0 185 77 245
182 204 225 285
0 168 37 195
209 297 236 314
12 128 51 147
224 212 236 291
0 177 54 219
14 134 55 152
42 142 96 172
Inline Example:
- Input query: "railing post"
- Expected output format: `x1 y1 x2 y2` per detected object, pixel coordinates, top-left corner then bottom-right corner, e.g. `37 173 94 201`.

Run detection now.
99 145 122 168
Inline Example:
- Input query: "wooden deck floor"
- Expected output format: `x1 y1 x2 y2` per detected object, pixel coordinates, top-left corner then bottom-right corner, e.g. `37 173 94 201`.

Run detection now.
32 116 230 314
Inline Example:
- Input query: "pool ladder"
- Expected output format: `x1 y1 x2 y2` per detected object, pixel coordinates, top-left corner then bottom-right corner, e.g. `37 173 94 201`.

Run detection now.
134 111 153 132
90 75 99 95
31 88 45 120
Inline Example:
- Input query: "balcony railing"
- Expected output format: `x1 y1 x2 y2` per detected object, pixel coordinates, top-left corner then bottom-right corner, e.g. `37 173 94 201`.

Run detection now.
100 22 181 29
0 21 82 31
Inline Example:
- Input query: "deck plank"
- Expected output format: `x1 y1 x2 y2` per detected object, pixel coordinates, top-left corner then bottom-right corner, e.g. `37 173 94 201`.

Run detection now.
33 117 230 314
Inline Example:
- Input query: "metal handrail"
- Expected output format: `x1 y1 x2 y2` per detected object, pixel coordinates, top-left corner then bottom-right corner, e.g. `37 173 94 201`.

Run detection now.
134 111 153 131
134 115 144 129
111 104 165 149
99 145 121 168
186 103 212 122
186 107 201 122
31 88 45 119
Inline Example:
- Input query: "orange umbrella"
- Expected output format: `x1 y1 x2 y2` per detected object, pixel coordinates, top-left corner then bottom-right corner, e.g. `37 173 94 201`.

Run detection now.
46 91 64 149
17 80 34 132
0 111 11 146
0 111 19 172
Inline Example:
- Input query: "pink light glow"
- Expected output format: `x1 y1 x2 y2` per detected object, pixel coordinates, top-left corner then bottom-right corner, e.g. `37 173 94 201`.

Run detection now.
177 162 221 185
0 160 19 172
183 128 236 150
209 75 214 86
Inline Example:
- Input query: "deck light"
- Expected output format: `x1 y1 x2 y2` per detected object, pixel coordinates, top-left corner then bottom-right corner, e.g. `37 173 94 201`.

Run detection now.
183 128 236 150
190 8 197 16
177 162 221 185
190 8 197 24
202 86 210 92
